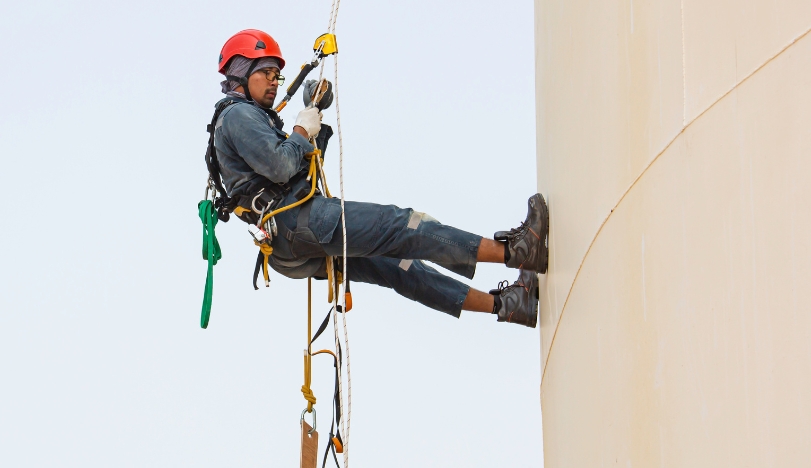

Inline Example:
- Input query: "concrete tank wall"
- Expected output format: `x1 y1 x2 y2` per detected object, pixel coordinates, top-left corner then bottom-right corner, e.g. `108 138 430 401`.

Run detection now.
534 1 811 466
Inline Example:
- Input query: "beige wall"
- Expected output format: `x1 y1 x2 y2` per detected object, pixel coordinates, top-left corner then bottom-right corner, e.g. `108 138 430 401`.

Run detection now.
535 1 811 465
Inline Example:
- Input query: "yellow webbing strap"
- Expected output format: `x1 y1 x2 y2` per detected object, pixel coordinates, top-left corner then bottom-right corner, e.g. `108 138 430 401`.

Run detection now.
252 153 319 287
325 257 344 304
254 241 273 287
302 278 316 412
326 257 334 303
260 152 319 226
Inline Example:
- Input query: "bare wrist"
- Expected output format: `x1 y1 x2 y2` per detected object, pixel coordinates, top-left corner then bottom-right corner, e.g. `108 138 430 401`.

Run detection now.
293 125 309 139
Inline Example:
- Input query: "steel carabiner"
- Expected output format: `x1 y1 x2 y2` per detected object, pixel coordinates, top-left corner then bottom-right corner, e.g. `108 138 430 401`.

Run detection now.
204 178 217 201
300 408 317 434
251 189 275 215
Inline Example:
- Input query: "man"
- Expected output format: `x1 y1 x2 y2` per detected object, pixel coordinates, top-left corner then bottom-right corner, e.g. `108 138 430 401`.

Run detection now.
210 29 548 327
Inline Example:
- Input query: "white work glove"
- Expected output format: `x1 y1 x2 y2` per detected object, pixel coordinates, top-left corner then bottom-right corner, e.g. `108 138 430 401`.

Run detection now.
294 107 323 138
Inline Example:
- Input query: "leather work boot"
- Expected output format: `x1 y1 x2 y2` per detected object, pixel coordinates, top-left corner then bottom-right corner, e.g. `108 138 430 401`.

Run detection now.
490 269 539 328
495 193 549 274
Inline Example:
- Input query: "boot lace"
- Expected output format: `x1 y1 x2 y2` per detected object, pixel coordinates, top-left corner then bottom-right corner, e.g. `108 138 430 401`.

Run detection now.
503 221 529 240
495 279 515 295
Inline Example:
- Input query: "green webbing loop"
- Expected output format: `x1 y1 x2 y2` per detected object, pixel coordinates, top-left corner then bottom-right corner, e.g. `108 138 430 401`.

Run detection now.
198 200 221 329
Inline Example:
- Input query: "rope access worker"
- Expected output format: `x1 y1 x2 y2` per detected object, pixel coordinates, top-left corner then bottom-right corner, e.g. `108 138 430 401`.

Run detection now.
208 30 549 327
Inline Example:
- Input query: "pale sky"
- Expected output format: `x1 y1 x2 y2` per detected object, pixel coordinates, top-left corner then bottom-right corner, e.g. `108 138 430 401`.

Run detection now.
0 0 543 466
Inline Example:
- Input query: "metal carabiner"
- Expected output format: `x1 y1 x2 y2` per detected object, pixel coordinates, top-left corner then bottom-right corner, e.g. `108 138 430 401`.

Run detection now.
251 190 276 241
204 178 217 201
260 209 273 244
269 216 278 237
251 189 275 214
300 408 317 434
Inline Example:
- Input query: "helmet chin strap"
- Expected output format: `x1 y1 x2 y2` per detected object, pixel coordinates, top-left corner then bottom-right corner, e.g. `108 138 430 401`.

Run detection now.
225 59 262 102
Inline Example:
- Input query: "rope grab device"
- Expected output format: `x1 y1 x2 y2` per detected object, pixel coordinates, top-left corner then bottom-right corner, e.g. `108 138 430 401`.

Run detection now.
198 2 352 466
275 33 339 114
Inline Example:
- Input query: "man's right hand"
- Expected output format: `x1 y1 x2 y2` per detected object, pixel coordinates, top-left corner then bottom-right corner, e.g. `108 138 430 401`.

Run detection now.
294 107 323 139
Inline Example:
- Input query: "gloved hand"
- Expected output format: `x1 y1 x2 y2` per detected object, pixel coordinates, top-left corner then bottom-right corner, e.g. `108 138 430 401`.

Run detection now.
295 107 323 138
303 79 334 110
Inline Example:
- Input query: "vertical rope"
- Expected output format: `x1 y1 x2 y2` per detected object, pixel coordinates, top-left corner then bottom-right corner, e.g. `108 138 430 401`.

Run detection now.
328 0 340 33
333 48 351 468
327 0 335 31
331 278 345 464
320 1 350 465
318 0 338 85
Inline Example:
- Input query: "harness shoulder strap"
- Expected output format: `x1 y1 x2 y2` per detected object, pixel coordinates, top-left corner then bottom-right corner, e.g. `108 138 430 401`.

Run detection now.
205 99 239 222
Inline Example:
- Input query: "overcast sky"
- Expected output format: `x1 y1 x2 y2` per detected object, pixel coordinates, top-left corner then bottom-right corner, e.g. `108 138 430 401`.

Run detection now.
0 0 542 466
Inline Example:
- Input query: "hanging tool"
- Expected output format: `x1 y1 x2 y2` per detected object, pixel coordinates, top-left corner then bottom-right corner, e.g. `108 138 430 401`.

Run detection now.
275 33 338 113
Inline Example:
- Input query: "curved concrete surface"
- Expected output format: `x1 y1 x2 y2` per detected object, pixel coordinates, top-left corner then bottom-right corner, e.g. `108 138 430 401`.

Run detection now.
535 0 811 465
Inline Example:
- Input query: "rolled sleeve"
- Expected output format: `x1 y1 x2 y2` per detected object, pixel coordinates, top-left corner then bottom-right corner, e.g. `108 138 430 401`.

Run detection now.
285 130 313 149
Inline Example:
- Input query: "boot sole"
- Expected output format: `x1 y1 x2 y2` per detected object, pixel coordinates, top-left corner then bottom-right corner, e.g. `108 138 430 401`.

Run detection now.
499 194 550 275
527 194 549 275
527 273 540 328
538 194 549 274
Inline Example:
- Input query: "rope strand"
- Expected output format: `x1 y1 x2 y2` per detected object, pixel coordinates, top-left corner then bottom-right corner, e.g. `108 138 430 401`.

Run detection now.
320 1 350 465
326 1 350 464
334 49 351 468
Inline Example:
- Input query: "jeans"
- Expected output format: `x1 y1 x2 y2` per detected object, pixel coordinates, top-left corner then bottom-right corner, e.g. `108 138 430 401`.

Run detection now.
269 195 482 318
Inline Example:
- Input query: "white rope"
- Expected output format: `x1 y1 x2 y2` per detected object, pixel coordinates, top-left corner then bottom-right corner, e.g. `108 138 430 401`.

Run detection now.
333 48 351 468
328 0 340 33
322 0 351 466
331 285 346 465
314 0 335 90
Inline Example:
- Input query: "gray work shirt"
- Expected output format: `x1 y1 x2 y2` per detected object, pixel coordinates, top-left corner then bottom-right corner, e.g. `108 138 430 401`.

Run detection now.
212 97 327 277
213 97 314 196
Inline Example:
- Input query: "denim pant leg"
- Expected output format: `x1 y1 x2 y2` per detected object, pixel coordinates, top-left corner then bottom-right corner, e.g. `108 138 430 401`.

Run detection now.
348 256 470 318
310 199 483 279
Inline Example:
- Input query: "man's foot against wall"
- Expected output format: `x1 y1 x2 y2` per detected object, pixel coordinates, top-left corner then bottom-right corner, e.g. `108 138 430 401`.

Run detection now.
490 269 539 328
495 193 549 274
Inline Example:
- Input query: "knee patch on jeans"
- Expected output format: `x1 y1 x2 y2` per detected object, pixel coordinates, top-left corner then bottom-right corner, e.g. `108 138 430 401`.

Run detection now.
398 259 413 271
407 211 423 229
407 211 439 229
291 228 327 259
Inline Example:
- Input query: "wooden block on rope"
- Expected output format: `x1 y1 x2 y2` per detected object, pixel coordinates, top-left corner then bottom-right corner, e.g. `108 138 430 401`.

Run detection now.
300 421 318 468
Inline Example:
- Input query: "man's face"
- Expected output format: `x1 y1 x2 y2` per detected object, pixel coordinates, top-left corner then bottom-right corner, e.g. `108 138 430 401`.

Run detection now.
247 67 281 108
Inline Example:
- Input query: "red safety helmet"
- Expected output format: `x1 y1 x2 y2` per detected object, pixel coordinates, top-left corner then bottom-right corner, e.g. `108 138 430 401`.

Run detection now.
218 29 285 74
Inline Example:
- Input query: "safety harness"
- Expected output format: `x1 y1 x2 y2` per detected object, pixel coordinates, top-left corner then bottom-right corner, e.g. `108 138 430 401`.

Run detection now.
203 98 333 276
203 98 301 220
